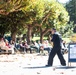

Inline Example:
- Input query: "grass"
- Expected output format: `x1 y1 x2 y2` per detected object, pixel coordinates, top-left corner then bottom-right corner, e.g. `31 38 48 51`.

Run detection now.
62 38 70 43
32 37 47 41
32 37 70 43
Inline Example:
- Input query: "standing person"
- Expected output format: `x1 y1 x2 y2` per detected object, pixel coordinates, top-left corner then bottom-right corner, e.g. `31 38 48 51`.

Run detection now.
46 28 66 66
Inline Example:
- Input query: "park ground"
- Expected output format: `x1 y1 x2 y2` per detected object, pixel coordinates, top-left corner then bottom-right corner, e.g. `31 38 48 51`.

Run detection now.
0 52 76 75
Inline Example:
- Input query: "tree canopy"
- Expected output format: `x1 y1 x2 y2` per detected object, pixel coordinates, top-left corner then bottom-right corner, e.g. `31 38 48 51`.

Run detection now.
0 0 69 43
66 0 76 32
66 0 76 23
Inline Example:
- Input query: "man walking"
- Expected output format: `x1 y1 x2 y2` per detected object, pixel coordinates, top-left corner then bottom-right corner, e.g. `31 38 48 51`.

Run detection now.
46 28 66 66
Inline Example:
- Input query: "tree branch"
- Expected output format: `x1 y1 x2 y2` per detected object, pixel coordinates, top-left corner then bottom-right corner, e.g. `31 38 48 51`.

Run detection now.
42 28 51 35
40 10 51 26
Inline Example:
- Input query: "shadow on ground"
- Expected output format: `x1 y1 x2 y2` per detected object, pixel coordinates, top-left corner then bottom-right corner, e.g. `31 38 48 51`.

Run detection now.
23 66 53 69
55 66 76 69
23 66 76 69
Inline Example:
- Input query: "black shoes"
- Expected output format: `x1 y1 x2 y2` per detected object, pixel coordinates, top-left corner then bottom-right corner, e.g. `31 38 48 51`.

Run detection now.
62 64 66 66
61 63 66 66
45 65 52 67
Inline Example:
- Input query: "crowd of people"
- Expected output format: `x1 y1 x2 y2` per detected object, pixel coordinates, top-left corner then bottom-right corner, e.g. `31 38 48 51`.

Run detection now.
0 35 52 54
0 28 69 67
0 33 68 55
0 35 15 54
15 40 52 54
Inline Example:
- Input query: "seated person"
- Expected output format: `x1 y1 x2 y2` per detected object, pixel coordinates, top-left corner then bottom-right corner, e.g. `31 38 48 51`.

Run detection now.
16 41 26 52
41 40 52 53
18 41 32 53
15 41 22 50
30 40 39 53
23 41 32 53
0 37 14 54
4 39 15 54
9 40 16 53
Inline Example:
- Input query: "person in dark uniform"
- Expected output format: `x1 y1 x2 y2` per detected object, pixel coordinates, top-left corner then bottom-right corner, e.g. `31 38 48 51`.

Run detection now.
46 28 66 66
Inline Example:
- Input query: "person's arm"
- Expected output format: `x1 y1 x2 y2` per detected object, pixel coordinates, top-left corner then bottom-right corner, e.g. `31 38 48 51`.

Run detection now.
50 36 54 47
50 34 56 47
50 42 53 47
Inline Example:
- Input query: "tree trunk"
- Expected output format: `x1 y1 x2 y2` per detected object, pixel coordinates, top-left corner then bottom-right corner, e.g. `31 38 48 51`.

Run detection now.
11 24 17 42
40 28 44 43
40 33 44 43
40 28 51 43
27 26 32 45
11 31 16 42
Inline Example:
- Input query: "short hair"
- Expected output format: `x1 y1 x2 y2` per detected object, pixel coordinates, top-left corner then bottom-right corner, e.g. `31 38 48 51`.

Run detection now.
52 28 56 32
52 28 56 30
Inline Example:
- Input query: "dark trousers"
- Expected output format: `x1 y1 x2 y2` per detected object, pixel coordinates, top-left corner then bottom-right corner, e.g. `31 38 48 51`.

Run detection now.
44 47 51 53
48 47 66 66
20 47 32 53
26 48 32 53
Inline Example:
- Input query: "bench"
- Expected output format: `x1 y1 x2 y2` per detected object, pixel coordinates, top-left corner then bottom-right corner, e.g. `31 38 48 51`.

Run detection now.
0 49 12 54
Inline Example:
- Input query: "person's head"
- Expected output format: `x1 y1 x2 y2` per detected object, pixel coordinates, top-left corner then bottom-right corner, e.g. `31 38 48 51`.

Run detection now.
0 35 3 41
51 28 56 34
5 39 9 44
10 40 15 44
24 41 27 44
19 41 22 44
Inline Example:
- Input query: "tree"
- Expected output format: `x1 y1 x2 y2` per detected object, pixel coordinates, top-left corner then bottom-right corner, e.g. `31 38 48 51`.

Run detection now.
60 21 76 37
0 11 26 41
21 0 69 43
0 0 69 44
0 0 39 42
0 0 45 43
0 0 29 41
66 0 76 23
0 0 28 15
0 14 10 35
21 0 45 44
66 0 76 32
7 11 26 41
39 0 69 43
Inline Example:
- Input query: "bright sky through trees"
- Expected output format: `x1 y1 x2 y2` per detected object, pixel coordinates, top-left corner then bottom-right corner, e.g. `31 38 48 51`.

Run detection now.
58 0 69 3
